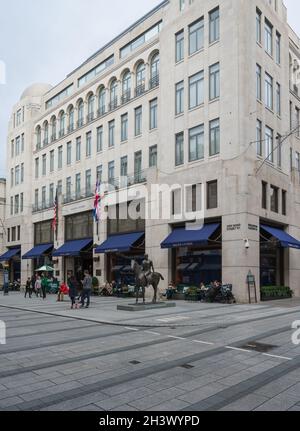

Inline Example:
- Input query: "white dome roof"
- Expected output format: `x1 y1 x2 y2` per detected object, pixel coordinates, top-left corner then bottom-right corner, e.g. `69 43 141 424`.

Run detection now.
20 83 53 100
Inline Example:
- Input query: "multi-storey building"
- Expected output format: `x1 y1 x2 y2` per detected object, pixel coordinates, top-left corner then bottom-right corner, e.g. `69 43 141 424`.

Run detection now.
2 0 300 302
0 178 6 283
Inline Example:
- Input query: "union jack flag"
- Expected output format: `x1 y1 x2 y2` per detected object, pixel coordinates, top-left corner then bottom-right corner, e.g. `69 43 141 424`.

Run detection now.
93 180 101 223
52 190 58 233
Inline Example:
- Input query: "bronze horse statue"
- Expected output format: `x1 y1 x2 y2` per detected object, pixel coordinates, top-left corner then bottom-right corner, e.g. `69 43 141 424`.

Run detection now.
131 260 164 304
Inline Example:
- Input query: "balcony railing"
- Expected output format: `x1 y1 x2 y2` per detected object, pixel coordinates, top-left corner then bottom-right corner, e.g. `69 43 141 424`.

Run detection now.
32 200 55 213
121 90 131 105
43 139 49 146
87 112 94 123
135 83 146 97
108 98 118 112
51 134 56 142
68 124 74 133
97 106 106 117
149 74 159 89
59 129 65 138
63 189 94 205
107 170 147 190
77 118 84 128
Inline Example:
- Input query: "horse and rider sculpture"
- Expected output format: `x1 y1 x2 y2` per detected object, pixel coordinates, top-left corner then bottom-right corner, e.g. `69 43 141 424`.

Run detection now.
131 255 164 304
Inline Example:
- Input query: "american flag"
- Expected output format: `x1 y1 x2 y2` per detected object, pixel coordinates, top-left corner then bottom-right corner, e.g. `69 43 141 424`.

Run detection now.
52 190 58 233
93 180 101 223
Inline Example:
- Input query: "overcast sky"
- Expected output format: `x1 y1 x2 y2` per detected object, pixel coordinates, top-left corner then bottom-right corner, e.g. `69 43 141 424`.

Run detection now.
0 0 299 178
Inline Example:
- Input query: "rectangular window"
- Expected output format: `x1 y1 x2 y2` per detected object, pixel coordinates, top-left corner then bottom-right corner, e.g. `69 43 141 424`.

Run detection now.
121 113 128 142
189 71 204 109
66 177 72 200
17 226 20 242
209 7 220 44
276 83 281 116
97 126 103 152
50 150 54 172
75 173 81 198
11 168 14 187
209 63 220 100
276 32 281 64
10 196 13 215
149 98 158 130
85 170 92 196
175 30 184 63
15 165 20 185
86 132 92 157
57 180 62 196
49 183 54 205
108 120 115 147
209 118 220 156
108 161 115 185
134 151 142 181
256 64 262 100
270 185 279 213
207 180 218 209
282 190 287 216
189 125 204 162
135 106 142 136
262 181 267 209
35 158 39 179
34 190 38 211
41 186 46 209
76 137 81 162
189 18 204 55
149 145 157 168
265 73 273 110
277 134 282 168
12 227 16 242
256 8 262 43
175 132 184 166
14 195 19 215
265 19 273 56
58 146 63 169
120 156 128 178
42 154 46 176
265 126 274 162
20 193 23 213
96 165 103 182
67 142 72 165
175 81 184 115
7 228 10 243
15 136 20 156
21 134 24 152
21 163 24 183
256 119 262 156
11 140 14 158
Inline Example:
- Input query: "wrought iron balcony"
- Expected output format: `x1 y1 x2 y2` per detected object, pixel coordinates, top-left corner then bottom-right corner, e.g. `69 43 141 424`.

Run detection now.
149 73 159 89
68 124 74 133
87 112 94 123
135 83 146 97
121 90 131 104
32 200 55 213
77 118 84 128
108 98 118 112
63 189 94 205
97 106 106 117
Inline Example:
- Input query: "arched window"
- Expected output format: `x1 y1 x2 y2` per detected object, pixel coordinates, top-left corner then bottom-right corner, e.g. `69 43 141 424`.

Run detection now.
136 63 145 96
150 53 159 86
98 87 106 116
68 106 74 132
78 100 84 127
44 122 49 145
122 71 131 103
36 126 41 148
59 112 65 137
87 94 95 121
109 79 118 110
51 117 56 141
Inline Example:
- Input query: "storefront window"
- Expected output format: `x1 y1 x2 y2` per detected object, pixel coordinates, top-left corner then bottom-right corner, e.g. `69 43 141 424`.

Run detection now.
107 201 145 235
34 221 54 245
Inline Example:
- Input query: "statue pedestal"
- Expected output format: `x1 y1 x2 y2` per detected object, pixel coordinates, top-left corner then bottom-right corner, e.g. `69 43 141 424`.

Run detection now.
117 302 176 312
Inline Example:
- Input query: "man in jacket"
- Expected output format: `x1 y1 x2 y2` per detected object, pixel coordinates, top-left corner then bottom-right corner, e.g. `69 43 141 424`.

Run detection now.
81 270 92 309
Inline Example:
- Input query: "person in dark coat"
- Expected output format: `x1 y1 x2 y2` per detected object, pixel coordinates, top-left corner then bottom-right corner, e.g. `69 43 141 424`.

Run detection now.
25 278 32 298
67 271 78 309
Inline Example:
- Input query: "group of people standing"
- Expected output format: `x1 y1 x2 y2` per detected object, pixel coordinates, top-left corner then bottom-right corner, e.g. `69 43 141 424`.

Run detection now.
25 274 48 299
24 270 93 309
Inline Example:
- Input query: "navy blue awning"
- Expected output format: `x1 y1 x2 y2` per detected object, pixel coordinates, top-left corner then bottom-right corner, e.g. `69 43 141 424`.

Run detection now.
53 238 93 257
261 225 300 250
0 247 21 262
22 244 53 260
161 223 220 249
95 232 144 254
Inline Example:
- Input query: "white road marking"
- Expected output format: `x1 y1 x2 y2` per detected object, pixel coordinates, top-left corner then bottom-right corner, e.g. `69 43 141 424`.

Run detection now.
192 340 215 346
167 335 186 340
225 346 252 353
262 353 292 361
124 327 139 331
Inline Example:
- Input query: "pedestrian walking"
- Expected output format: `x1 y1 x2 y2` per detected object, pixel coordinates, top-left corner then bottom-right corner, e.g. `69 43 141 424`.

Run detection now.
41 274 48 300
35 276 42 297
80 270 92 309
67 271 79 309
25 278 32 298
31 274 37 296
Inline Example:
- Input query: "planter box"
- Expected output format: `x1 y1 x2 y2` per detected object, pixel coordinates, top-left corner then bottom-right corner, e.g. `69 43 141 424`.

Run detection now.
261 295 292 302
